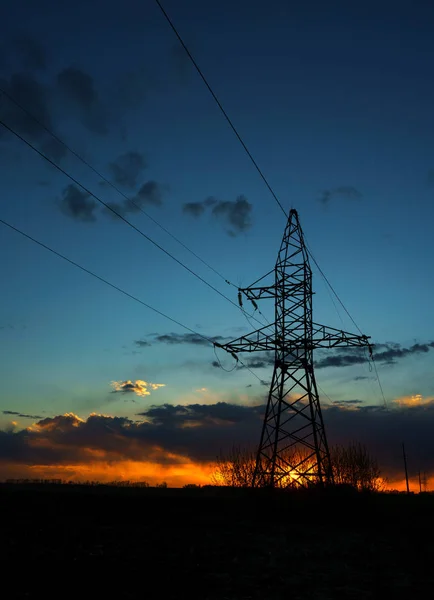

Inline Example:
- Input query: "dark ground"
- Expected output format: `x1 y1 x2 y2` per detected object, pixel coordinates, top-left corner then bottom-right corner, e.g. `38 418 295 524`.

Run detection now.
1 484 433 599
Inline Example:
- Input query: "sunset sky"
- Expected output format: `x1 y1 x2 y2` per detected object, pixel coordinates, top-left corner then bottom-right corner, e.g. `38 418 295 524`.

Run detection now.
1 0 434 489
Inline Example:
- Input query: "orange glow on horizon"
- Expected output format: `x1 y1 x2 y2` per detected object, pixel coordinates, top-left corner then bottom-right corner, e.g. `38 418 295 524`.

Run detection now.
0 458 214 487
1 459 431 492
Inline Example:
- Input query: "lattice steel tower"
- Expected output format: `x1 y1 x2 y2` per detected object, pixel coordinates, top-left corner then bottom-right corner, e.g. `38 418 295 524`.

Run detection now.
217 209 372 488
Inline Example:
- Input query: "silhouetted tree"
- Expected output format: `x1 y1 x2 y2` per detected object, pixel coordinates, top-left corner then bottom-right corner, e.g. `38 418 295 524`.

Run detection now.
212 442 387 491
211 446 257 487
211 445 315 488
330 442 387 491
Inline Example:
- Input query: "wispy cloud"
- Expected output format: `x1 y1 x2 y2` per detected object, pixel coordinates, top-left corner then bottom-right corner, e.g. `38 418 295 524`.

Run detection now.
3 410 43 420
319 186 362 205
315 341 434 369
137 332 228 347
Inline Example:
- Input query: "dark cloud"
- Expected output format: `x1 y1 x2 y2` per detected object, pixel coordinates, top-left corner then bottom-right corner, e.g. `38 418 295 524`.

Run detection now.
134 340 151 348
170 44 192 84
0 405 262 466
109 151 147 188
40 136 67 162
212 195 252 235
183 202 205 217
3 410 43 419
244 354 274 370
315 341 434 369
59 184 98 222
319 186 362 205
331 399 363 406
114 65 160 111
56 67 108 135
0 73 52 139
183 195 252 236
2 401 434 482
0 73 68 162
103 180 165 220
138 402 264 426
353 376 371 381
14 37 47 71
132 181 164 208
148 332 228 346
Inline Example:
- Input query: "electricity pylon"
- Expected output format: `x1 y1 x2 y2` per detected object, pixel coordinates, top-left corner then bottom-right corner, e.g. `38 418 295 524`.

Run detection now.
216 209 372 488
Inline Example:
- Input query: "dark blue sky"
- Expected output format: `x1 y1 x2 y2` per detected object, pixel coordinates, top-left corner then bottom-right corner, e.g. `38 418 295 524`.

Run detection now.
1 0 434 431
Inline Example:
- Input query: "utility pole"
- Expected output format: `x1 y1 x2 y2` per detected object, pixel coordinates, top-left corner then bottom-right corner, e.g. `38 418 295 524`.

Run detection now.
418 470 422 494
402 442 410 493
216 209 372 488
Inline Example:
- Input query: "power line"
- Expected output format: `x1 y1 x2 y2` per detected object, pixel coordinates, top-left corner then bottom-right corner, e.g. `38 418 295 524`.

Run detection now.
0 87 234 288
308 243 388 407
0 117 269 332
154 0 288 219
156 1 386 412
0 216 210 343
154 1 367 345
1 214 265 386
370 355 388 408
306 242 364 336
316 383 334 406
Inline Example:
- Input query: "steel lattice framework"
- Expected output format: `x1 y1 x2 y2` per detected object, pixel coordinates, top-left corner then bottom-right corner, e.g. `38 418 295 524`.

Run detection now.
216 209 372 488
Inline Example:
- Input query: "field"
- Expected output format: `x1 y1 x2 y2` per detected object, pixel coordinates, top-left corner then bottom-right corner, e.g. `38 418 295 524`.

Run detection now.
2 484 433 599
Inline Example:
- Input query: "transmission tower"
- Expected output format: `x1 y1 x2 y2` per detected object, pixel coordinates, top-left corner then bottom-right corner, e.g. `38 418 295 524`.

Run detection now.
216 209 372 488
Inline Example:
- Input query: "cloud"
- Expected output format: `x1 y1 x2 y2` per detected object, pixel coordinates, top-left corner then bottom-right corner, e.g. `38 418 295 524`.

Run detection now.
143 332 228 347
40 136 67 162
170 44 192 84
110 380 165 398
0 73 53 139
14 37 47 71
315 341 434 369
212 195 252 235
114 65 160 111
132 181 164 208
183 202 205 217
59 184 98 222
331 399 363 407
137 402 264 426
319 186 362 205
134 340 151 348
183 195 252 236
3 410 43 419
56 67 108 135
108 151 147 188
0 404 263 470
103 180 165 220
393 394 434 408
3 400 434 485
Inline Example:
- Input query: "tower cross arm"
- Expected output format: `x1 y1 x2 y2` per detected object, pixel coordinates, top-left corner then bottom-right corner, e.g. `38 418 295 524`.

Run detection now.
311 322 371 349
240 286 276 301
216 322 372 357
215 324 275 354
